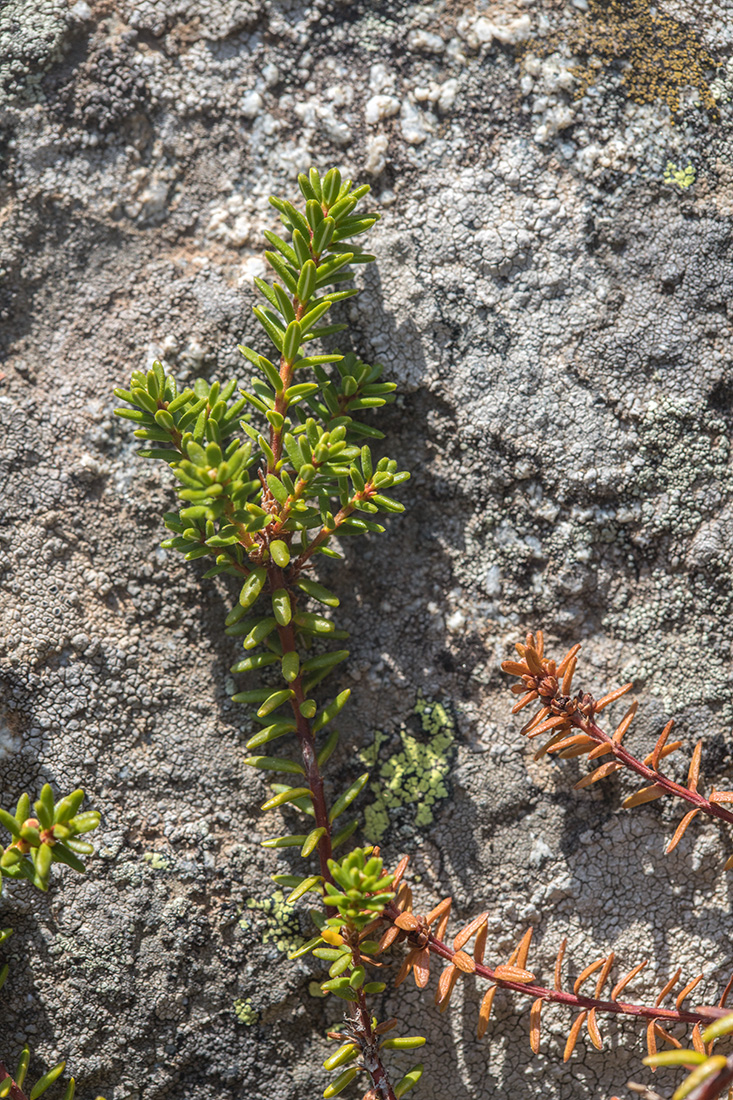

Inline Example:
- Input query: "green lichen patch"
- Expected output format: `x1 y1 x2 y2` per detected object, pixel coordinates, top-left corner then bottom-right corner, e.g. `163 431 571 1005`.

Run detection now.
525 0 719 122
664 162 696 190
240 890 305 955
360 693 456 844
142 851 171 871
233 997 258 1025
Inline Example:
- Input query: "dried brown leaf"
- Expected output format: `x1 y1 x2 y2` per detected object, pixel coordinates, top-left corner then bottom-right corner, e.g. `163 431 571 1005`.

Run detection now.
426 896 452 928
575 762 623 789
691 1023 705 1055
453 950 475 974
653 1022 681 1049
394 953 415 988
453 911 489 951
377 926 401 952
710 790 733 804
666 809 700 855
502 660 531 677
594 953 615 997
525 647 544 677
556 643 582 676
561 655 578 695
611 959 648 1000
655 968 682 1007
413 947 431 989
530 998 542 1054
687 740 703 794
574 957 607 996
587 743 614 761
646 1018 658 1063
494 964 536 984
512 691 538 714
644 740 683 767
647 720 674 771
587 1008 603 1050
595 683 633 712
675 974 703 1011
623 784 667 809
556 736 598 759
564 1012 588 1061
437 965 460 1012
394 913 419 931
477 986 497 1039
613 701 638 743
526 715 570 739
534 731 571 760
516 928 534 969
474 922 488 965
395 883 413 912
392 855 410 887
555 938 567 992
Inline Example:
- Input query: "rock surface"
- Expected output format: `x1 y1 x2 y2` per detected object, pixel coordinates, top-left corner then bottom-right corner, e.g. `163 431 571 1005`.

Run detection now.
1 1 732 1098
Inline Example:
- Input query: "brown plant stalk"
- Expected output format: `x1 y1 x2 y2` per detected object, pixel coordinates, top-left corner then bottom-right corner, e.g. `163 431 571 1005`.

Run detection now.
373 873 732 1064
501 632 733 862
0 1066 28 1100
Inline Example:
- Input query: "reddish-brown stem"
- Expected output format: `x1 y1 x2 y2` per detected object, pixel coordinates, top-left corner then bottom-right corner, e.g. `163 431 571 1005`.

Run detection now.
268 298 307 473
293 484 378 574
0 1066 28 1100
687 1056 733 1100
381 904 721 1029
264 560 335 885
353 991 398 1100
573 715 733 829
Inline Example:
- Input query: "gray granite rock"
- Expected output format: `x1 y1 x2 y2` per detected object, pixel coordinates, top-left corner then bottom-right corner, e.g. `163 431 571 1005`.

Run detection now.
1 1 732 1098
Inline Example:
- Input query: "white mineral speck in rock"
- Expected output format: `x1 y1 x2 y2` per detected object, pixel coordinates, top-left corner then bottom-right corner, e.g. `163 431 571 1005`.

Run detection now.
436 78 458 113
446 609 465 632
365 94 400 124
364 134 389 176
241 91 263 119
239 256 266 284
400 100 427 145
472 14 532 44
69 0 92 19
408 29 445 54
369 62 396 94
262 63 280 87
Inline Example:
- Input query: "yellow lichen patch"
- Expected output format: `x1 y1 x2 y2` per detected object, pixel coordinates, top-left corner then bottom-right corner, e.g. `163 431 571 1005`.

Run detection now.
360 693 456 844
525 0 719 122
241 890 305 955
233 997 258 1025
664 161 696 190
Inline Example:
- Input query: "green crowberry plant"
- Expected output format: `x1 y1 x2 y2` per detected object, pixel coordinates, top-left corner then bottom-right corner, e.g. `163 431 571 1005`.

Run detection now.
112 168 733 1100
0 786 101 1100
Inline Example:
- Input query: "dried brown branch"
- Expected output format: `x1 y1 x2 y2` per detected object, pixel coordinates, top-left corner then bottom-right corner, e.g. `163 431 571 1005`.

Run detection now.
502 632 733 863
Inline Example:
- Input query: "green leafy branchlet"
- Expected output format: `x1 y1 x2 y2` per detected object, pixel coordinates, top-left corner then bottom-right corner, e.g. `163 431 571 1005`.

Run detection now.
0 786 101 1100
115 167 418 1099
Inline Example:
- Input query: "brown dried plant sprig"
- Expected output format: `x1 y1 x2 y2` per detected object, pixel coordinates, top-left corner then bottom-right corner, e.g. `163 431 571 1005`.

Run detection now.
375 865 733 1065
501 632 733 863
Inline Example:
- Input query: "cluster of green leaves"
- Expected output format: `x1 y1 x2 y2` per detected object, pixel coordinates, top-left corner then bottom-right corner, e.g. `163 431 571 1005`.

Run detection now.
0 1049 73 1100
0 786 100 893
0 786 101 1100
644 1012 733 1099
289 849 424 1099
115 167 418 1099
